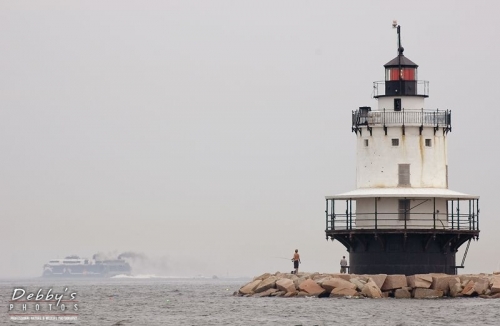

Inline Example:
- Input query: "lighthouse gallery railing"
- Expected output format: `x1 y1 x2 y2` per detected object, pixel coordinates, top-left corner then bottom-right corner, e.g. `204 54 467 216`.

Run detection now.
352 109 451 132
325 198 479 232
372 80 429 97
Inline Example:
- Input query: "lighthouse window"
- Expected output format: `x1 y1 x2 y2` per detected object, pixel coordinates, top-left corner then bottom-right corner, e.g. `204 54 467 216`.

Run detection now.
392 138 399 146
364 139 369 146
401 68 416 80
425 139 432 147
398 199 411 220
398 164 410 186
385 68 417 81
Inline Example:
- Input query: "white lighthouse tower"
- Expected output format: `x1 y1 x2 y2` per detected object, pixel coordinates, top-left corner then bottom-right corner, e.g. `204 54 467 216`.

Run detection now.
325 23 480 275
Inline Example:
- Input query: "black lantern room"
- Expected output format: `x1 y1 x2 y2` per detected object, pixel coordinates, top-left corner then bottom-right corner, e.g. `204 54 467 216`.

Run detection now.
384 52 419 96
377 23 428 98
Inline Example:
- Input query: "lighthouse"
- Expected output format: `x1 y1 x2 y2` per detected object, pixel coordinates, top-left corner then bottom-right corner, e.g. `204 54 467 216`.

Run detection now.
325 23 480 275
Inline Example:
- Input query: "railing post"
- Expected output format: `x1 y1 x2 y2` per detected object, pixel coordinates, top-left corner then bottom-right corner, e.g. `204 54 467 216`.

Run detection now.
404 197 407 230
325 199 329 231
345 200 349 230
472 199 475 231
433 197 436 229
349 199 353 230
469 200 472 230
375 197 378 230
457 199 460 230
477 199 480 232
448 109 452 131
447 109 450 129
332 199 335 231
451 200 454 229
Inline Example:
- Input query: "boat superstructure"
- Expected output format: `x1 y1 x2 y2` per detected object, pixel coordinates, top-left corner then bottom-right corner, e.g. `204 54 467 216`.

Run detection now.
43 255 131 277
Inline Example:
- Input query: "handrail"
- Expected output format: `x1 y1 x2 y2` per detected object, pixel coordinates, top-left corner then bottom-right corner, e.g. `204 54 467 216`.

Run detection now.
353 109 451 128
326 198 479 232
326 216 477 231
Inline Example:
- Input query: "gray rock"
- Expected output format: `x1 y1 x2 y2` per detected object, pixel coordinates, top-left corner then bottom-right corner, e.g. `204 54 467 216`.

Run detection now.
462 280 475 296
361 280 382 298
298 279 326 296
321 278 356 292
276 278 296 293
413 288 444 299
381 275 407 291
349 277 366 291
394 288 411 299
253 273 271 281
329 273 352 281
330 287 359 297
314 277 331 285
431 275 457 295
407 274 433 289
239 280 262 295
490 276 500 294
449 281 463 297
254 276 277 293
254 288 278 297
359 274 387 289
473 278 490 295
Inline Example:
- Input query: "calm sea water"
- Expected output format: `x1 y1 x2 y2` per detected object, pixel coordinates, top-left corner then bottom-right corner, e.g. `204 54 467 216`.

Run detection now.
1 277 499 325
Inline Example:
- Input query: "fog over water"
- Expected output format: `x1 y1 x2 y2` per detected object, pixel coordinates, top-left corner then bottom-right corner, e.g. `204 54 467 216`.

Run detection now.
2 1 500 278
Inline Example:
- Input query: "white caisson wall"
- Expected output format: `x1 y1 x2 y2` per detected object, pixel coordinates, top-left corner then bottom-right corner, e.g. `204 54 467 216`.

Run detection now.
356 95 448 189
356 126 447 189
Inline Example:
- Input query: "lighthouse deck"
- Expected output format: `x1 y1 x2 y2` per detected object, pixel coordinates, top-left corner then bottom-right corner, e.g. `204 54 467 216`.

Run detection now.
325 188 479 235
352 108 451 132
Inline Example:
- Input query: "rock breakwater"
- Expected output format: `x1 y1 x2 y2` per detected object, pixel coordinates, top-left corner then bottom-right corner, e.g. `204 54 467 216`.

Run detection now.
236 272 500 299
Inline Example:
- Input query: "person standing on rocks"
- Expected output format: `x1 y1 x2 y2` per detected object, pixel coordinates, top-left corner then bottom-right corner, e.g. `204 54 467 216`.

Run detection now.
340 256 348 274
291 249 300 274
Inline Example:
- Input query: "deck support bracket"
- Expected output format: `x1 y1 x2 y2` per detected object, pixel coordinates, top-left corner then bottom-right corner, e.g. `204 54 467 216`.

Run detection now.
423 234 434 252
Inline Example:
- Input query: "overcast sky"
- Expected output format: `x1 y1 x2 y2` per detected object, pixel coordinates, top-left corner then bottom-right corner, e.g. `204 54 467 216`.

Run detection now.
2 1 500 278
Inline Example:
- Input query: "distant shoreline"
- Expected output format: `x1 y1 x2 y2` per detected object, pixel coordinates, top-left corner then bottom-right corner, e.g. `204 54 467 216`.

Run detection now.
0 275 252 282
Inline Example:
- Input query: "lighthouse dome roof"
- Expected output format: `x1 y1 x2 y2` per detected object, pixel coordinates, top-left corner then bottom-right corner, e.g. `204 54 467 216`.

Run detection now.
384 55 418 68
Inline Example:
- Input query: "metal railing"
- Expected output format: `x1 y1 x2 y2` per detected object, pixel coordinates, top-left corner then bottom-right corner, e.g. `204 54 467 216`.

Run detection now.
352 108 451 131
325 198 479 232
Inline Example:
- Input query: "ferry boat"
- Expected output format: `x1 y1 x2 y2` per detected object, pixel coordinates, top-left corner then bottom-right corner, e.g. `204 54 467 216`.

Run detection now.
42 255 131 277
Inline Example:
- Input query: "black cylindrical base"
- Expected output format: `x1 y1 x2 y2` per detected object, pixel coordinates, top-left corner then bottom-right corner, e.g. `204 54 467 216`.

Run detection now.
348 234 456 275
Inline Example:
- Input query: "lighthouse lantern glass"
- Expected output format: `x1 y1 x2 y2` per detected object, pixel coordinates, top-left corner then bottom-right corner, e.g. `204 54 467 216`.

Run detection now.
385 68 417 81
